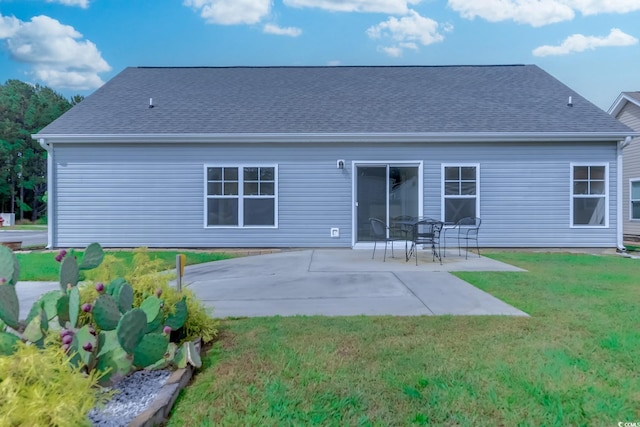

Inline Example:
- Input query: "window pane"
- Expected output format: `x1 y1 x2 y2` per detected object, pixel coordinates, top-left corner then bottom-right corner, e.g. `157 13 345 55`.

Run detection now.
574 166 589 180
574 182 588 195
207 182 222 196
590 181 605 195
224 168 238 180
260 182 274 195
260 167 275 180
244 198 275 226
573 197 605 225
244 182 258 195
461 182 476 195
244 167 258 181
444 198 476 224
224 182 238 195
461 167 476 180
445 182 459 195
207 198 238 226
590 166 605 180
633 201 640 220
445 167 459 180
632 182 640 200
207 167 222 181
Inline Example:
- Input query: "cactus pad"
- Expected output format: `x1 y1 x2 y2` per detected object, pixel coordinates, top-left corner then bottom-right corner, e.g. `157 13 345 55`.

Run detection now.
97 330 118 357
115 283 133 314
78 242 105 270
68 286 80 328
165 296 188 330
0 245 19 285
116 309 147 353
59 255 79 290
132 333 169 368
0 283 19 329
0 331 20 355
139 296 162 323
56 294 70 326
23 307 48 343
72 325 97 367
40 290 65 321
92 294 122 331
106 277 127 296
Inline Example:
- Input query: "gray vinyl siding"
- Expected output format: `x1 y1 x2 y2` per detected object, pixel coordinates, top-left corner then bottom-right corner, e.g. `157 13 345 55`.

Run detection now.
618 102 640 240
51 141 618 248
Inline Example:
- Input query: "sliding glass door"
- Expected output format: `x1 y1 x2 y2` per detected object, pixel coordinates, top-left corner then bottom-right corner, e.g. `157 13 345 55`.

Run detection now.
356 164 420 242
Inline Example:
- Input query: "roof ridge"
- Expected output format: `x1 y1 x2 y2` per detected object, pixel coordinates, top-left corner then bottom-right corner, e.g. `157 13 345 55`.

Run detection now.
135 64 528 70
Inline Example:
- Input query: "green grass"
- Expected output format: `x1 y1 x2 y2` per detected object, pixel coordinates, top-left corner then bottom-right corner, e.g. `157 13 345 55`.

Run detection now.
168 252 640 426
1 224 47 230
16 250 234 281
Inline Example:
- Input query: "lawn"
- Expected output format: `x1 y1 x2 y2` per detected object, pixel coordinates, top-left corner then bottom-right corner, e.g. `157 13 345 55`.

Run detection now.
169 252 640 426
16 250 234 281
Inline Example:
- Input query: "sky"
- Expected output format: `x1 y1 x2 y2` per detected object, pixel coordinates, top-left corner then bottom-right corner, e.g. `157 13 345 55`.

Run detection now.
0 0 638 112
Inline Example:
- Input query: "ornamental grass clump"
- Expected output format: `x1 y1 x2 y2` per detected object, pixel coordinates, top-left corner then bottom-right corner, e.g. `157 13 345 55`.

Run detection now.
0 341 106 427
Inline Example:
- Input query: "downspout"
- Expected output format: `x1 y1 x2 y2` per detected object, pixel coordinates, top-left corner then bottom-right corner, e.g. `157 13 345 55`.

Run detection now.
38 138 54 249
617 136 633 252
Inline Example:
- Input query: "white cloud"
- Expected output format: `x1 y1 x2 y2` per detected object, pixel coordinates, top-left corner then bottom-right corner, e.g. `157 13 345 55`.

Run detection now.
367 10 451 57
46 0 90 8
448 0 575 27
183 0 272 25
532 28 638 56
0 14 110 90
263 23 302 37
567 0 640 15
284 0 422 14
448 0 640 27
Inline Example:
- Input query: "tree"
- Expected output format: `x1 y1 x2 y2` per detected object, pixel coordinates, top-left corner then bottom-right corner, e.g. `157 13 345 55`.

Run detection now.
0 80 75 220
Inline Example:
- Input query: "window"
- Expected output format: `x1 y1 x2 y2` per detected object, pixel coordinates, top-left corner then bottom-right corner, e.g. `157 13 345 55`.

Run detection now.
571 164 607 227
630 179 640 220
442 164 479 224
205 165 277 227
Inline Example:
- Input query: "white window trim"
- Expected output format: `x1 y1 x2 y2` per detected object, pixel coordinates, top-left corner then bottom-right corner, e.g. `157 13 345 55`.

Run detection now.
440 163 480 226
203 164 278 229
570 162 609 228
630 178 640 221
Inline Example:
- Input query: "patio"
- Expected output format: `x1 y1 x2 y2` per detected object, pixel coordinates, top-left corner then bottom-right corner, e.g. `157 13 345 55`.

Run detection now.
182 248 528 318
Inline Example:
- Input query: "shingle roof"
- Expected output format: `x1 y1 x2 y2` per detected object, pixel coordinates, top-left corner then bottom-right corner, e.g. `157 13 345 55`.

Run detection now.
38 65 632 136
622 91 640 103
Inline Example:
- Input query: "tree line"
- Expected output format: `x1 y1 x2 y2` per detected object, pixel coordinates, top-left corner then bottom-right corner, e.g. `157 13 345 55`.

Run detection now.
0 80 81 221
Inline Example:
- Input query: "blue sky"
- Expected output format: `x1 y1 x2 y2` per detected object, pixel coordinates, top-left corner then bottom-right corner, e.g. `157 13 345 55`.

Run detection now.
0 0 638 111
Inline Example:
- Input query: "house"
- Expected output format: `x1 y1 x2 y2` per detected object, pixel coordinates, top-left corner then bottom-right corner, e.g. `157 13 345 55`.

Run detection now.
608 92 640 243
34 65 637 250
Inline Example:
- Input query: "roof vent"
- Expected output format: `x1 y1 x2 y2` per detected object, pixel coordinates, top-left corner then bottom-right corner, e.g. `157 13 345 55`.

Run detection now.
149 98 154 109
567 96 573 107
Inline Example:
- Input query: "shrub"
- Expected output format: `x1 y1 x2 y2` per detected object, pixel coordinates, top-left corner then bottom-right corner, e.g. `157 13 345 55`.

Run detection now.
0 341 106 427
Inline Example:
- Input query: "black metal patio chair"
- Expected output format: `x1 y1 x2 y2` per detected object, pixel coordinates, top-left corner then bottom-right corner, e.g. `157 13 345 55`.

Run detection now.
369 218 401 262
457 216 481 259
411 219 443 265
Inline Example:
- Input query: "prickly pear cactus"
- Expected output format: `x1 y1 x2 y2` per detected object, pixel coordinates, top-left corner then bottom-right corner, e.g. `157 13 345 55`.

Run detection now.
174 340 202 369
72 324 97 367
132 333 169 368
40 290 65 321
0 245 20 285
78 242 105 270
0 283 20 329
23 307 48 345
92 294 122 331
116 309 146 353
59 255 79 290
56 293 70 326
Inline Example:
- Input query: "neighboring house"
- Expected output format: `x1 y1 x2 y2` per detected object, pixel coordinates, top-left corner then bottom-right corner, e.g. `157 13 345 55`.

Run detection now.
609 92 640 242
34 65 636 249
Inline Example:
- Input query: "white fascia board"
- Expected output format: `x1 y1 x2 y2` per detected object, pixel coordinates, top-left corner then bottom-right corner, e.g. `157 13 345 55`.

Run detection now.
33 131 640 144
608 93 640 117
